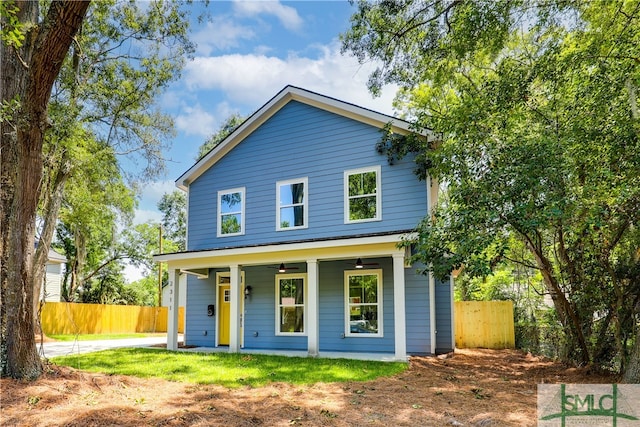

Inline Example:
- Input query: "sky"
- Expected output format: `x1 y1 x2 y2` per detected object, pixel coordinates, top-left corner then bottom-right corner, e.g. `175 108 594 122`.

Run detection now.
126 0 400 280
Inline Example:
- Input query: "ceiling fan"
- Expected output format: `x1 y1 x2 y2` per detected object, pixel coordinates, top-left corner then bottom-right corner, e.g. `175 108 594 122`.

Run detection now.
347 258 380 269
269 263 300 272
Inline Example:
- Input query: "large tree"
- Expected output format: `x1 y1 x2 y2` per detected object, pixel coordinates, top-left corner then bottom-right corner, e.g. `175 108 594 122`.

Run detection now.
33 0 193 320
342 0 640 379
1 0 90 379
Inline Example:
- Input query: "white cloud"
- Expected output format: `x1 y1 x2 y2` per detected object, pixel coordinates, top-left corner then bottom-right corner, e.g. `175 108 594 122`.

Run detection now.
192 17 256 55
183 42 398 116
135 180 177 218
233 0 304 32
175 104 217 137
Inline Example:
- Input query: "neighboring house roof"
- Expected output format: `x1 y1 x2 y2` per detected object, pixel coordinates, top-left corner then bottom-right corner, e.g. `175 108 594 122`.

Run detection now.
47 248 67 264
175 85 434 191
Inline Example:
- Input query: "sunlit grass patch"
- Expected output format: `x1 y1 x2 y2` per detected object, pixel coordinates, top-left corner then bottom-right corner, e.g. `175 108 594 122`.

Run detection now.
52 348 407 388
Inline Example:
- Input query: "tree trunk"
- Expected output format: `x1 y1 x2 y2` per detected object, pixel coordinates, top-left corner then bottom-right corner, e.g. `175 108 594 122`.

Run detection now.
32 155 72 319
0 0 90 379
623 326 640 383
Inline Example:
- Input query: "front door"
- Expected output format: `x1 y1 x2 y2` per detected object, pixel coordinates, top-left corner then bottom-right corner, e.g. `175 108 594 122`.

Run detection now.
218 285 231 345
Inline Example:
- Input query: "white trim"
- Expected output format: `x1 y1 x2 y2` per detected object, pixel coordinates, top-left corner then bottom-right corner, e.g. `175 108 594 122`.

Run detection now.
306 260 319 356
229 265 242 352
185 186 190 249
450 274 455 350
217 187 245 237
167 269 180 351
392 254 407 360
344 165 382 224
175 86 433 191
344 269 383 338
275 273 308 336
276 177 308 231
154 233 413 264
215 271 245 348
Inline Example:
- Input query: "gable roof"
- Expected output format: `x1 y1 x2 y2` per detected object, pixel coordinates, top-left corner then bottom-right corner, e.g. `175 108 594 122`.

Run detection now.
47 248 67 263
175 85 432 191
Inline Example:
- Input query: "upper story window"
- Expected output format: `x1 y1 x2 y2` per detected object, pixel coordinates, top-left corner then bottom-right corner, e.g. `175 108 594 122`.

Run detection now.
275 274 306 335
344 166 381 223
276 178 308 231
217 187 245 237
345 269 383 337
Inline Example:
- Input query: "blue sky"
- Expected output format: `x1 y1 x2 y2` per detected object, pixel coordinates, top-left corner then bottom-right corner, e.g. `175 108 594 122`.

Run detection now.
133 0 399 226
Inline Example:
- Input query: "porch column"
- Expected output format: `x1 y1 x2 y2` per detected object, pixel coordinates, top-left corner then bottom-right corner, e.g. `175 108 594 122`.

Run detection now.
392 253 407 360
167 268 180 351
229 264 241 353
307 259 319 357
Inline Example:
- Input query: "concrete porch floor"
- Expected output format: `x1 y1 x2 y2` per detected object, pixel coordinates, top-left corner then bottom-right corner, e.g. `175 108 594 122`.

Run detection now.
177 346 404 362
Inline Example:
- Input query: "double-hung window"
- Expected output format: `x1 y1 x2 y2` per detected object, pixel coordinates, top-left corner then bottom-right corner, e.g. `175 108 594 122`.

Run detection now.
275 274 306 335
276 178 308 230
217 187 245 237
344 166 381 223
345 269 383 337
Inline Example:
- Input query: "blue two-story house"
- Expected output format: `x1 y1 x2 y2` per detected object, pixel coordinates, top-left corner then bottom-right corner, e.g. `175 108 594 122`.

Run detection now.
154 86 453 361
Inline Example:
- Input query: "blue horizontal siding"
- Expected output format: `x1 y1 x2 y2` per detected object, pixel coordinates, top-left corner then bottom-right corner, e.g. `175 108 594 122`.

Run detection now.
184 272 217 347
318 259 395 353
187 101 427 251
182 258 443 355
435 277 453 353
405 263 431 354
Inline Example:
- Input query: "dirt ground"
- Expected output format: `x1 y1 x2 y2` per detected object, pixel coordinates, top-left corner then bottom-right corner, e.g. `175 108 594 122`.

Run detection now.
0 348 617 427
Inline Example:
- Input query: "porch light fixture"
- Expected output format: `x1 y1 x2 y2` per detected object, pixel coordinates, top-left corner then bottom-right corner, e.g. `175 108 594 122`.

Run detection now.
278 263 286 273
355 258 364 269
245 285 252 299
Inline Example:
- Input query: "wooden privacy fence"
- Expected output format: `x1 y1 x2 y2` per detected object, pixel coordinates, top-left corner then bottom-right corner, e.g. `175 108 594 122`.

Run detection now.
41 302 184 335
454 301 515 349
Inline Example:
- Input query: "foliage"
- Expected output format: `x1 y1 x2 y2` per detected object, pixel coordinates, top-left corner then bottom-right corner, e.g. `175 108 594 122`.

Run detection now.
196 113 245 160
158 191 186 251
52 348 407 388
0 2 25 48
342 0 640 376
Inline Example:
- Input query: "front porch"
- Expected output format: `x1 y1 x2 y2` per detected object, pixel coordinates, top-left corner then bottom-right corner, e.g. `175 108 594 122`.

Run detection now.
155 233 439 361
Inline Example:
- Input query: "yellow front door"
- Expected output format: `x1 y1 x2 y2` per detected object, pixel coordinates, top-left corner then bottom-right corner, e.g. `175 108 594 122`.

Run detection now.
218 285 231 345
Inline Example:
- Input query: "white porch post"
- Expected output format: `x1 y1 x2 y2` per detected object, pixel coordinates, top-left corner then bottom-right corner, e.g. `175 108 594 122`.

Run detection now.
392 253 407 360
307 259 319 357
229 264 241 352
167 268 180 351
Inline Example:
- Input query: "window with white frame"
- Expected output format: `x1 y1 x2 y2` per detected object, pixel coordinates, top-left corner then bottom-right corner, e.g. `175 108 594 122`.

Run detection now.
276 274 306 335
345 269 383 337
276 178 308 230
217 187 245 236
344 166 381 223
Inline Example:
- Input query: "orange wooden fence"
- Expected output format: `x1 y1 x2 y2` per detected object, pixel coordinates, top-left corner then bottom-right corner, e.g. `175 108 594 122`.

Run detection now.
41 302 184 335
454 301 515 349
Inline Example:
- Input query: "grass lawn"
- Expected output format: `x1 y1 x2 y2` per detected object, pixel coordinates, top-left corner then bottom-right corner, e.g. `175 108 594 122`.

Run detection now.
47 333 167 341
52 348 407 388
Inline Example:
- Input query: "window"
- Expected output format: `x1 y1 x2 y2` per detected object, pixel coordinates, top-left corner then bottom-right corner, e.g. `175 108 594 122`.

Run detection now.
344 166 381 223
217 188 245 236
345 269 383 337
276 178 308 230
276 274 306 335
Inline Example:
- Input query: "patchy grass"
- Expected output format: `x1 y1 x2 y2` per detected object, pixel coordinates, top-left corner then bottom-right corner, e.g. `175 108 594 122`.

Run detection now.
52 348 407 388
46 333 166 341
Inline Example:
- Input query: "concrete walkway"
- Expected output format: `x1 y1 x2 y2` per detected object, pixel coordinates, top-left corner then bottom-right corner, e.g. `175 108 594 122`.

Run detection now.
40 335 178 359
40 336 401 362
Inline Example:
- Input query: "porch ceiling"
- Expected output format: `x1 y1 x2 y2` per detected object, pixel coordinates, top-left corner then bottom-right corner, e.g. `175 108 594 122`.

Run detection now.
155 233 409 271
